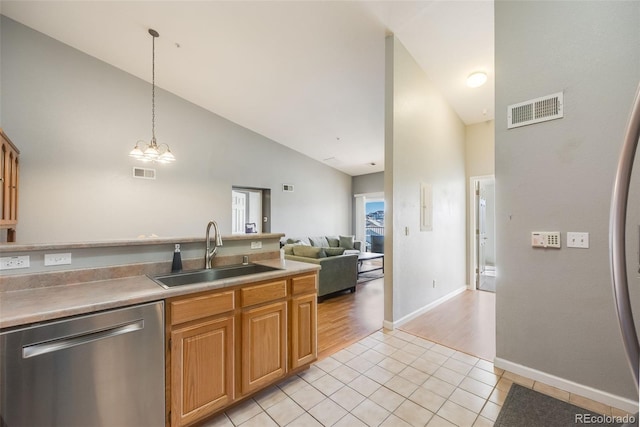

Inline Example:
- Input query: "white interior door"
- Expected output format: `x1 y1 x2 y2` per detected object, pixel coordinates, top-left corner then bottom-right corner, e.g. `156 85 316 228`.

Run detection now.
231 191 246 234
471 176 496 291
479 195 487 277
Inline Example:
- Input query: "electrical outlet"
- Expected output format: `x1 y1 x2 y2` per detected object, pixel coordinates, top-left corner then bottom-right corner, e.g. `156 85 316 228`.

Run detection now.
567 232 589 249
44 253 72 266
531 231 561 248
0 255 30 270
250 241 262 249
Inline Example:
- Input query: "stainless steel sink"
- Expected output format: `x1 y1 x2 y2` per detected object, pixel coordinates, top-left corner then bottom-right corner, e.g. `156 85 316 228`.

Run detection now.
152 264 282 288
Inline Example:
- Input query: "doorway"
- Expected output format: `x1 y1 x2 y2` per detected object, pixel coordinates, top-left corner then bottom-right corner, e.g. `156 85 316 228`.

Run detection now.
354 192 384 253
231 187 271 234
470 176 496 292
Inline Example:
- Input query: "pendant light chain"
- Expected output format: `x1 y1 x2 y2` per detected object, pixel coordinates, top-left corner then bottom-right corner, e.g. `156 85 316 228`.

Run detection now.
151 32 156 144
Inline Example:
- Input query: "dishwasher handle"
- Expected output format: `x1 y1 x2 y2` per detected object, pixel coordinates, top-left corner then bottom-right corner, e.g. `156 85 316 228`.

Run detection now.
22 319 145 359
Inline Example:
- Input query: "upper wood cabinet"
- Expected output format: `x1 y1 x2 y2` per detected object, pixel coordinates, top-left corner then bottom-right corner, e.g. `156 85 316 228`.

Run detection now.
0 128 19 242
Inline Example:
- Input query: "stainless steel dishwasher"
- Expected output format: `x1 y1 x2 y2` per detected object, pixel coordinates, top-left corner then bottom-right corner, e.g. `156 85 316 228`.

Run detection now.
0 301 165 427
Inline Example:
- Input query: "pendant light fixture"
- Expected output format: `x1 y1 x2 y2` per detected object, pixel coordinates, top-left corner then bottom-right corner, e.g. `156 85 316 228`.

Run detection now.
129 28 175 164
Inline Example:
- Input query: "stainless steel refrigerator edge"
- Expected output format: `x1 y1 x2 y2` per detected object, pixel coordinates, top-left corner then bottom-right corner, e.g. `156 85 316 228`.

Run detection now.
0 301 165 426
610 82 640 425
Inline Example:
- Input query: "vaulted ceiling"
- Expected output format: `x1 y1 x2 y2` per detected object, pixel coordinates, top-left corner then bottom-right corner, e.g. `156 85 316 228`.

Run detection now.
1 1 494 176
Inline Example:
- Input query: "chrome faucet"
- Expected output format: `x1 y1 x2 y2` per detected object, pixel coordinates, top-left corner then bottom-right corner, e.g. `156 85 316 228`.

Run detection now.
205 220 223 269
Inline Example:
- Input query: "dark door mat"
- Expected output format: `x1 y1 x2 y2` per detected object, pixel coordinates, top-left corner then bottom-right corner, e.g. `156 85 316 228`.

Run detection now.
494 383 636 427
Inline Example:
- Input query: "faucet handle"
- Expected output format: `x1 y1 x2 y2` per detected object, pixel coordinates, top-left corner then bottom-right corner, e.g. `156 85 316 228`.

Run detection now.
242 255 249 265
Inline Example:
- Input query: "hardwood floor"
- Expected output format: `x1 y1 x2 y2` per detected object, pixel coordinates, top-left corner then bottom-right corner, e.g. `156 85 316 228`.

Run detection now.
399 289 496 361
317 276 384 359
316 268 496 362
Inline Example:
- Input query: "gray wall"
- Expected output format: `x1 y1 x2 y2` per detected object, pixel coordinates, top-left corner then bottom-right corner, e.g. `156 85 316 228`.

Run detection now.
465 121 494 179
353 171 384 195
495 1 639 400
385 36 467 323
0 16 353 243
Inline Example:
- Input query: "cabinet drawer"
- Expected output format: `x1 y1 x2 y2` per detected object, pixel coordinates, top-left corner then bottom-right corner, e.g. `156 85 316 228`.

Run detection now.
240 280 287 307
291 274 317 295
170 291 235 325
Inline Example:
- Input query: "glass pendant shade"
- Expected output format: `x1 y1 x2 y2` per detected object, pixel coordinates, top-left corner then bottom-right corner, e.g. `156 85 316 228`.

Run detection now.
144 144 160 159
129 146 144 159
158 149 176 164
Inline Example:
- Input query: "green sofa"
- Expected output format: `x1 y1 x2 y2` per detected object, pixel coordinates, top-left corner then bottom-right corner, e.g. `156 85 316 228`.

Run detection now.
281 235 361 300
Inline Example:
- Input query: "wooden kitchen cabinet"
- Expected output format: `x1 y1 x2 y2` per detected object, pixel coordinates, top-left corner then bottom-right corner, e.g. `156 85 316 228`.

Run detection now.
167 291 236 427
170 316 234 427
166 271 317 427
0 128 19 242
290 274 318 369
239 279 288 395
241 300 287 394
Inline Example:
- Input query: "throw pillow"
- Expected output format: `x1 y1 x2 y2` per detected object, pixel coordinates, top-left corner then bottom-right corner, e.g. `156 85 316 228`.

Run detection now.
339 235 355 250
309 236 330 248
324 247 346 257
292 245 326 258
326 236 340 247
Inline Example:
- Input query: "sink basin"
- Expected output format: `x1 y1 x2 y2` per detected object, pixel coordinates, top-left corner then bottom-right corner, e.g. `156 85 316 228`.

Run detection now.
153 264 282 288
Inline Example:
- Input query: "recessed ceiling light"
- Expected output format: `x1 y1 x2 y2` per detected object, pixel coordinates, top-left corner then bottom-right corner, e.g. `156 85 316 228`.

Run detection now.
466 71 487 88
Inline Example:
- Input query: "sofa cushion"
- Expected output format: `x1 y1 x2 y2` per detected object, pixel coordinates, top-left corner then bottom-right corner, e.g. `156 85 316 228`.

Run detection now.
282 244 296 255
309 236 330 248
339 235 355 250
293 245 326 258
324 247 346 257
286 237 310 245
326 236 340 248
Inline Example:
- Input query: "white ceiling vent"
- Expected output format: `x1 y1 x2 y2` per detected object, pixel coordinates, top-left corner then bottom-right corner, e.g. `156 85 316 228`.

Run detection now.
282 184 294 192
132 167 156 180
508 92 563 129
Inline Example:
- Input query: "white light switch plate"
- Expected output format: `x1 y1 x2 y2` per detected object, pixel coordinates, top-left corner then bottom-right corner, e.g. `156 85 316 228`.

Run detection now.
44 253 72 266
567 232 589 248
250 241 262 249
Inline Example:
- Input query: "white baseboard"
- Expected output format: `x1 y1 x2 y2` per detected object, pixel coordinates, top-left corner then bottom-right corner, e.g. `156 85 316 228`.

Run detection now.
382 320 394 331
383 286 467 331
494 357 639 414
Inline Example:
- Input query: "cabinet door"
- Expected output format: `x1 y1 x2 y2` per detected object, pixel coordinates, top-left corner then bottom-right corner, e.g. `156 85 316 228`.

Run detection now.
290 293 317 369
241 301 287 394
171 316 234 427
1 129 19 242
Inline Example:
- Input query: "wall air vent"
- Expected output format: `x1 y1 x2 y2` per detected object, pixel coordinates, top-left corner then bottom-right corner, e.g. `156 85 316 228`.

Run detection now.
508 92 563 129
282 184 294 192
132 167 156 180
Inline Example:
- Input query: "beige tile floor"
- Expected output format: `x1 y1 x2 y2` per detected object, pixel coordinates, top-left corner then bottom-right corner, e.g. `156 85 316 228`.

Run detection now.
204 329 633 427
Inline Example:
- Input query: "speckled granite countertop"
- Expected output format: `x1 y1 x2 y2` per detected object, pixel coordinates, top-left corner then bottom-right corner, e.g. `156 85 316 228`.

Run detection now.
0 259 319 330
